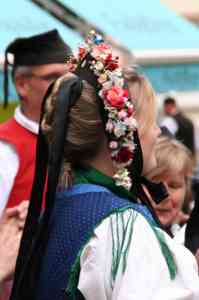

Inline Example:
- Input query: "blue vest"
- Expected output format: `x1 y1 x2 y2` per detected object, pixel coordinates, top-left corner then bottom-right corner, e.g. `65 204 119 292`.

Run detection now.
36 184 155 300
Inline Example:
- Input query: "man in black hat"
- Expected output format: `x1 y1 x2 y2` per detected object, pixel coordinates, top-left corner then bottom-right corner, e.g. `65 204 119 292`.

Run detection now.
0 29 72 215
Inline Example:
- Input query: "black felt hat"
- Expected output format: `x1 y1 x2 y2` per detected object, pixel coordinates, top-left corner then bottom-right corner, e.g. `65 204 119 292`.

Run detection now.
3 29 72 108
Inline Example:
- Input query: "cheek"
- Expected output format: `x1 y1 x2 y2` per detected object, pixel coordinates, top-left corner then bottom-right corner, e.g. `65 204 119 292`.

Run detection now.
171 189 185 210
33 81 50 99
39 81 50 94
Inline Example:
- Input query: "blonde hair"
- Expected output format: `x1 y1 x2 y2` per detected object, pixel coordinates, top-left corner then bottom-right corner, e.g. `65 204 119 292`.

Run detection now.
148 135 193 179
123 67 157 136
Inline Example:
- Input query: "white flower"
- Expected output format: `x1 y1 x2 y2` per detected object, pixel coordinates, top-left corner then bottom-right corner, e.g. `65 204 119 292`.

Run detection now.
114 77 124 88
124 117 137 129
113 168 132 190
114 123 126 137
102 80 113 90
95 61 104 71
107 110 118 119
112 68 122 77
98 73 108 84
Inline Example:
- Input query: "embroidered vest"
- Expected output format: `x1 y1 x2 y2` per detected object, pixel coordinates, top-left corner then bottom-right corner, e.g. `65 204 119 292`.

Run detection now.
0 118 37 208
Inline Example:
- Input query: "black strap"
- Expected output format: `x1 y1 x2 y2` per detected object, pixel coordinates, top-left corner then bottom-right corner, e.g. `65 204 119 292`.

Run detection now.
10 77 83 300
10 81 53 300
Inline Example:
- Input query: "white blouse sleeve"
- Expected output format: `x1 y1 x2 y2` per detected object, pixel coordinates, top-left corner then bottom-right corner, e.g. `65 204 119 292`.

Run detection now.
78 209 199 300
0 141 19 217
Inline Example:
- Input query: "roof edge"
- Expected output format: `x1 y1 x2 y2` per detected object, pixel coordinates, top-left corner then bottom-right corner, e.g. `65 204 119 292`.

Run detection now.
133 49 199 65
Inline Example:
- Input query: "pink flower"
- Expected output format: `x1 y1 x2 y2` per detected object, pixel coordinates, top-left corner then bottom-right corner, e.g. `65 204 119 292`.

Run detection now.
96 43 110 52
124 117 137 129
92 43 111 58
104 87 129 109
106 120 114 132
118 110 127 120
109 141 118 149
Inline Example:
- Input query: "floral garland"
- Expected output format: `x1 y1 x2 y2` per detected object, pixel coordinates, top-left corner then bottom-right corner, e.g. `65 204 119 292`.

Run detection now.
66 31 138 190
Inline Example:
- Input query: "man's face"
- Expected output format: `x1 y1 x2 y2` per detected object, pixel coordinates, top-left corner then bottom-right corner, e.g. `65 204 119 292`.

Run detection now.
16 63 68 121
164 103 176 115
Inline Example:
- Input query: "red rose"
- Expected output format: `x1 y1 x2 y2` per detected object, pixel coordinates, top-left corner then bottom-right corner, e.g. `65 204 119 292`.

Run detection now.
104 54 119 70
97 43 110 52
123 89 129 98
114 147 133 163
105 53 113 62
79 47 86 59
104 87 127 109
106 61 119 71
127 105 134 117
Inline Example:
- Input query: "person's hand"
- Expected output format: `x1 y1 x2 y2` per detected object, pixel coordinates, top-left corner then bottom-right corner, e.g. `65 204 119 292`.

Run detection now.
0 201 29 283
6 200 29 229
0 215 22 282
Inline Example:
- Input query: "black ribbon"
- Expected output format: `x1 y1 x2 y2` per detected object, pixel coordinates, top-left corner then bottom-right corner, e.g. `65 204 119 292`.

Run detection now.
130 130 168 204
10 77 83 300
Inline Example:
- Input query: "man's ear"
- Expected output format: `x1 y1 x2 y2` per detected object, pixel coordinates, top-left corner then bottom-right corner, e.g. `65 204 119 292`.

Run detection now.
14 73 30 99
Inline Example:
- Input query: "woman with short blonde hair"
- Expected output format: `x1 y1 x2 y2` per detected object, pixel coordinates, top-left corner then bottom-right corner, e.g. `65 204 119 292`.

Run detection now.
148 135 193 231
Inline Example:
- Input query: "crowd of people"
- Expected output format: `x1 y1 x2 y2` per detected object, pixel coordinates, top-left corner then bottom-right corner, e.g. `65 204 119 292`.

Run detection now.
0 29 199 300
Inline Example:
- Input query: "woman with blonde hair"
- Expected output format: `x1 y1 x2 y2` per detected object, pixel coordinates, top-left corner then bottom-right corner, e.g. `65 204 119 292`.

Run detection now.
147 135 193 236
10 32 199 300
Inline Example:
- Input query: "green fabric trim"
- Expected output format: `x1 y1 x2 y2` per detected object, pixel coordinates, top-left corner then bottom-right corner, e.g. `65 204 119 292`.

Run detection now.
152 227 177 279
74 166 134 200
109 211 177 287
110 210 137 288
65 206 134 299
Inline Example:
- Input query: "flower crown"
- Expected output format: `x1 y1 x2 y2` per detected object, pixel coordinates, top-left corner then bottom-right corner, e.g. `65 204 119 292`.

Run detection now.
67 31 138 190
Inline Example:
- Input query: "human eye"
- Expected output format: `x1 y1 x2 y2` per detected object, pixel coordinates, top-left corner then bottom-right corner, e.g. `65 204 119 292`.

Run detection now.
168 181 184 189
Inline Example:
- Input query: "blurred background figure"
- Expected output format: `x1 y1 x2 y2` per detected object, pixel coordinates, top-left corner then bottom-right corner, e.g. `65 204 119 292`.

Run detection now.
0 29 72 217
147 134 194 241
160 96 196 157
185 174 199 255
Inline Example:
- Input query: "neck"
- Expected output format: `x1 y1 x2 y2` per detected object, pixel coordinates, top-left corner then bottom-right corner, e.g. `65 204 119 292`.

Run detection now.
83 146 116 178
20 106 40 123
88 159 116 177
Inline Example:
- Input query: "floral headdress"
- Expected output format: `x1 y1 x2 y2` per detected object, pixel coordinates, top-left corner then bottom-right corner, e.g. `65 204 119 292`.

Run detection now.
66 31 138 190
